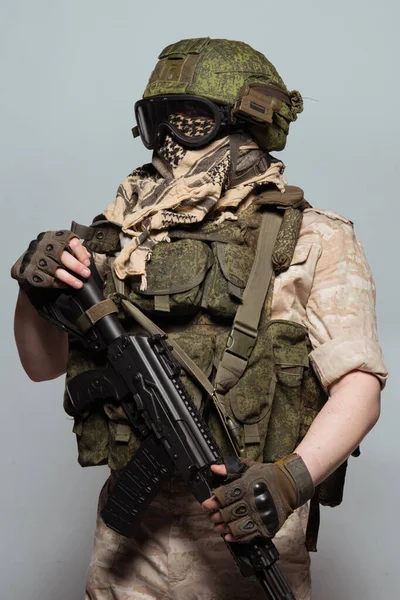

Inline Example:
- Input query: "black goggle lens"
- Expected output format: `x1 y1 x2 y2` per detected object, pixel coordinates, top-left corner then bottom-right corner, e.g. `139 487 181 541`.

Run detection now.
134 95 226 150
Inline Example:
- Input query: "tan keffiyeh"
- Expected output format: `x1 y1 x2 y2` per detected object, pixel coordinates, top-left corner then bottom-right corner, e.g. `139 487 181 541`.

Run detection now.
103 122 286 288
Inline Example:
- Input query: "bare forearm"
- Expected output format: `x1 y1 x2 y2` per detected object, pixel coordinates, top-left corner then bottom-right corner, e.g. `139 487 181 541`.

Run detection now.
14 288 68 381
295 370 381 486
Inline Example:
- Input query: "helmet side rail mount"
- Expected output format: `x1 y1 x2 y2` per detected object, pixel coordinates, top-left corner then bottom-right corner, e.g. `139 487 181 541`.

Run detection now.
232 84 291 126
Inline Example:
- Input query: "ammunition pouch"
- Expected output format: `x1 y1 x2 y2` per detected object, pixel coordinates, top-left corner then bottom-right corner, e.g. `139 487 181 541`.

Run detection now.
107 238 214 316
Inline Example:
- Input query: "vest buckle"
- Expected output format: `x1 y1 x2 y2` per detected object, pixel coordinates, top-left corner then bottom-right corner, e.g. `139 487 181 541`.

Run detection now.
226 324 257 360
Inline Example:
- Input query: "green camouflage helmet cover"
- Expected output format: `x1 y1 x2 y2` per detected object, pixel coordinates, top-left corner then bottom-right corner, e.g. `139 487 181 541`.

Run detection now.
143 37 303 151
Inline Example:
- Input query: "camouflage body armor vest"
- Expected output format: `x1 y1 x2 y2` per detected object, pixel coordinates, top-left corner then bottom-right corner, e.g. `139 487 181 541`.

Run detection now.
65 186 346 549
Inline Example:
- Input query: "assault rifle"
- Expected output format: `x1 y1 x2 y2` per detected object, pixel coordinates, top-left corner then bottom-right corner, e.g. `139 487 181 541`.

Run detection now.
36 260 295 600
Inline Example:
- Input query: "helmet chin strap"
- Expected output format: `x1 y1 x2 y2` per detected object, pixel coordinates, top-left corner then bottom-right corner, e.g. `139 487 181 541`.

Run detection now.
228 132 273 188
229 134 242 186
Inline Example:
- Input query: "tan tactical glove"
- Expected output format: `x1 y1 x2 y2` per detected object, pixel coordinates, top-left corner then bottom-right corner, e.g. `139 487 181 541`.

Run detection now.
212 454 314 542
11 230 78 288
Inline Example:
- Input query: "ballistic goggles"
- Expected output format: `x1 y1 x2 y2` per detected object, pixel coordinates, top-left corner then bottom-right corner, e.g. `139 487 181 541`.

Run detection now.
133 95 233 150
133 86 291 150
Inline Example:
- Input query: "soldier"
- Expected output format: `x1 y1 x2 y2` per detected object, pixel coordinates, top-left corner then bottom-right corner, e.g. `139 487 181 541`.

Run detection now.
12 39 387 600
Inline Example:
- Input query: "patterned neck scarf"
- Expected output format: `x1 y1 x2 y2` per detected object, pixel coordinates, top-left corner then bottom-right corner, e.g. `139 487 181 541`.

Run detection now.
103 118 286 288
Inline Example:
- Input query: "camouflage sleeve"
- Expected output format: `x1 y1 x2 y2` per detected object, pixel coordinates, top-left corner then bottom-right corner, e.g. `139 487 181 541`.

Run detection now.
306 217 388 391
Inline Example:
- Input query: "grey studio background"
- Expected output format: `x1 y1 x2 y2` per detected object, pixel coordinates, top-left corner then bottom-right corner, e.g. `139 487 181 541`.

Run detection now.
0 1 399 599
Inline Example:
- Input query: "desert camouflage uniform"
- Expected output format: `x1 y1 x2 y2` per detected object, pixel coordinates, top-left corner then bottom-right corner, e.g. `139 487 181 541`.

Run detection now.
86 475 311 600
85 208 387 600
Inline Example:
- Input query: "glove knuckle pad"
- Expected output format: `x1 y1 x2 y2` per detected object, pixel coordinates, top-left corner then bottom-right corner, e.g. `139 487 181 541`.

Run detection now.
227 484 245 502
28 239 39 252
11 230 76 289
20 251 33 274
253 480 280 532
213 482 246 506
228 516 258 540
220 501 249 524
30 274 46 286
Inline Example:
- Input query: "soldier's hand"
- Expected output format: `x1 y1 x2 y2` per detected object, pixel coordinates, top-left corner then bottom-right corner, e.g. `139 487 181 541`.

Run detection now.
203 455 314 543
11 230 91 290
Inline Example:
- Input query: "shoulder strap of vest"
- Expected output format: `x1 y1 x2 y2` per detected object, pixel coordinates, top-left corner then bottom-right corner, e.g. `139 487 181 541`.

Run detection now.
214 209 283 397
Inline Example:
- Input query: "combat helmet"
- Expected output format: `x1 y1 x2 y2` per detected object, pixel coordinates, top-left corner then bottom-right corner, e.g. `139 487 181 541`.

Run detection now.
133 37 303 152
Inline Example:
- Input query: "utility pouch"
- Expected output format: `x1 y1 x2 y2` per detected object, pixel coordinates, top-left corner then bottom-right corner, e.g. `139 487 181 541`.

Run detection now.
106 239 213 316
71 394 141 470
64 337 110 467
219 319 310 463
263 321 310 463
318 460 348 507
204 242 255 320
65 336 140 470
